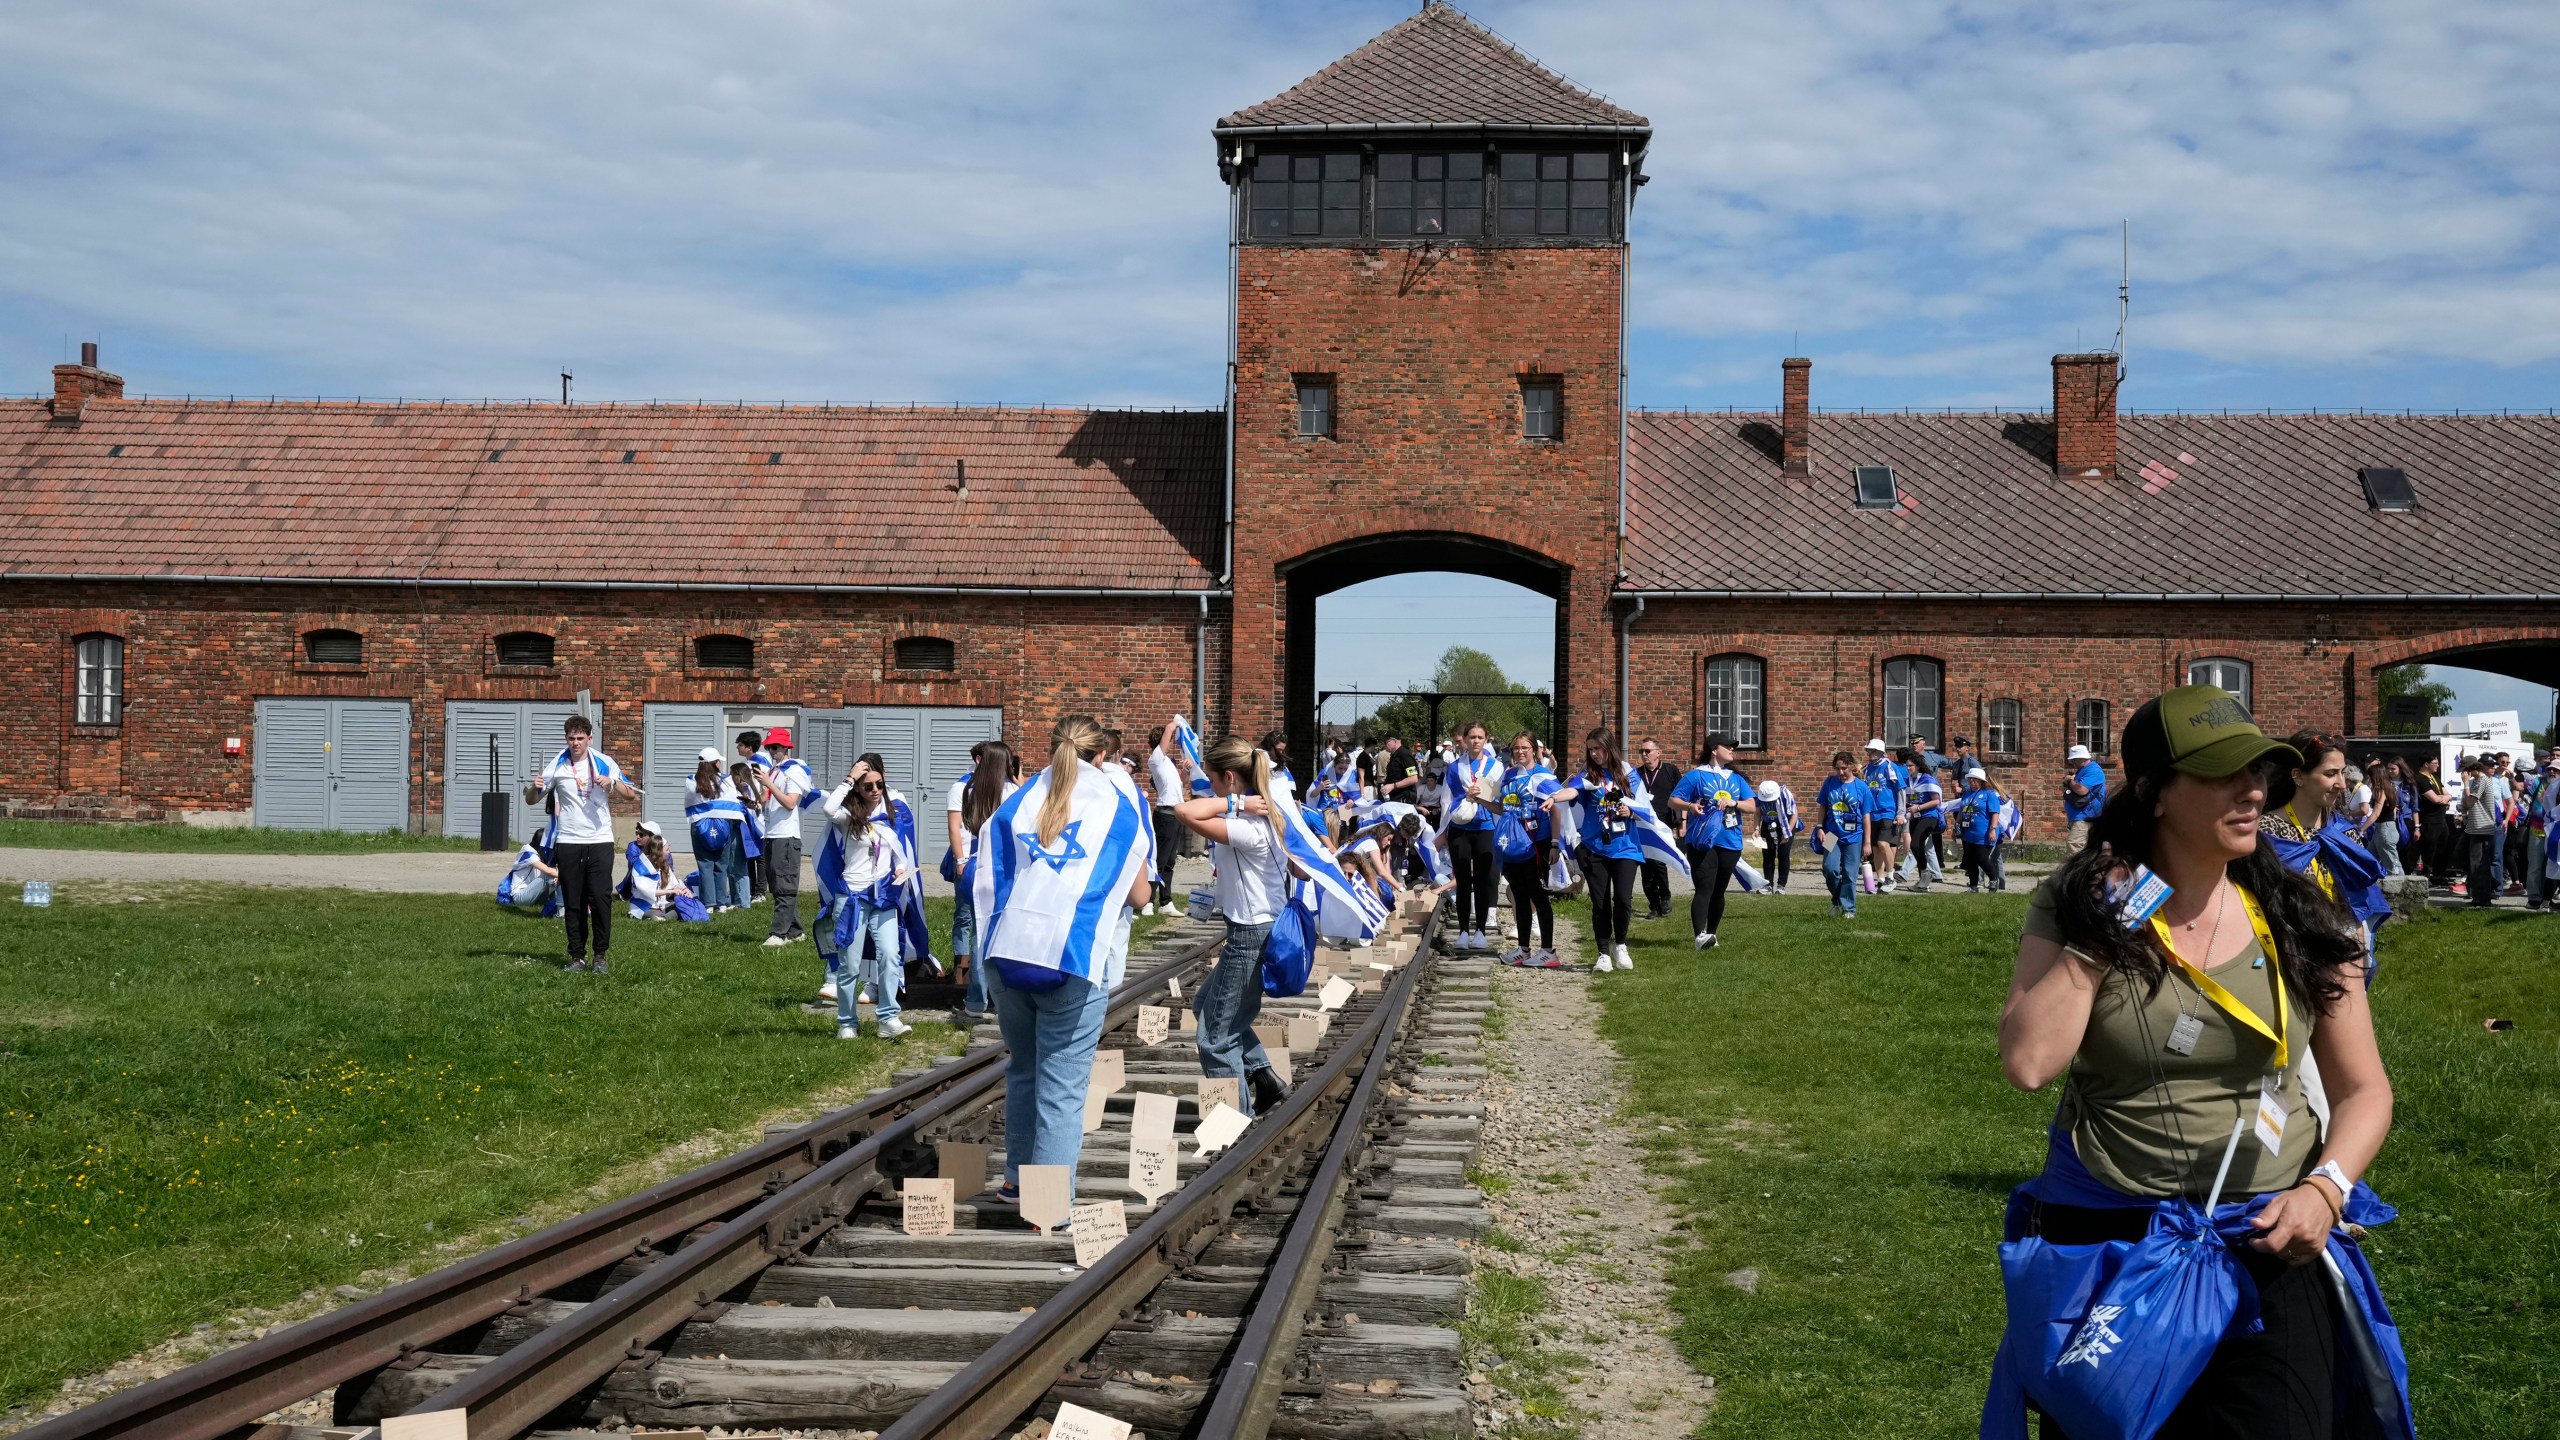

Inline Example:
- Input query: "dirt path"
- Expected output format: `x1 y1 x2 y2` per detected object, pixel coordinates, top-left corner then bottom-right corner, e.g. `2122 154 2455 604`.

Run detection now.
1464 914 1716 1438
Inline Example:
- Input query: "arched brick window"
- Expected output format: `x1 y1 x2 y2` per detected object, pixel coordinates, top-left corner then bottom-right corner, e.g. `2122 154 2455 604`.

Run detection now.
494 631 555 668
2188 657 2252 710
694 634 754 671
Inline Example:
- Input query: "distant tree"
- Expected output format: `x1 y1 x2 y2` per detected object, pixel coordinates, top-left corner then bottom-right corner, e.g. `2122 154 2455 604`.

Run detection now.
2376 665 2455 734
1343 645 1551 750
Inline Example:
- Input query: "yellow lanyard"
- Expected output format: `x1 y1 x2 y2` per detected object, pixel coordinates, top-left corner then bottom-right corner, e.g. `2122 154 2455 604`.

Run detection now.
2149 887 2289 1071
2284 806 2337 900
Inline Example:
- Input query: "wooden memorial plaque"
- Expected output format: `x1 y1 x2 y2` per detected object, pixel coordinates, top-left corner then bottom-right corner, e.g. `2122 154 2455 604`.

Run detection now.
1319 975 1355 1011
1166 975 1182 1004
902 1177 956 1237
1197 1076 1239 1114
1252 1020 1288 1055
1266 1046 1291 1085
382 1416 469 1440
1049 1400 1135 1440
1191 1102 1250 1158
1135 1005 1171 1046
1017 1164 1073 1236
1068 1198 1129 1267
1127 1090 1180 1203
937 1142 992 1196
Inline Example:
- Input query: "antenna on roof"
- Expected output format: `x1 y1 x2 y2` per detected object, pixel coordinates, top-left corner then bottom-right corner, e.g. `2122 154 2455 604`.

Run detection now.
2112 220 2130 385
561 369 573 406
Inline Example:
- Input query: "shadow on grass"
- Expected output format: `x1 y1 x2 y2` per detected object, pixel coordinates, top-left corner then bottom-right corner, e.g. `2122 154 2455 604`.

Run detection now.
1936 1170 2033 1197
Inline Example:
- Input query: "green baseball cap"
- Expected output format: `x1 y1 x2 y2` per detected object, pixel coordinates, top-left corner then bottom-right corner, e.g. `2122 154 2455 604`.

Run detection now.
2122 684 2302 805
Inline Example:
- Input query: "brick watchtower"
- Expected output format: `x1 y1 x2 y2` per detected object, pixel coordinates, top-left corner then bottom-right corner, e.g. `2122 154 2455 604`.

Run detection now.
1212 2 1649 756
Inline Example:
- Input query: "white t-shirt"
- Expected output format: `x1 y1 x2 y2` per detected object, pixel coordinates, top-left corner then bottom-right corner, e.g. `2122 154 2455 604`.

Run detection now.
539 750 620 845
762 758 810 841
1148 748 1183 808
1215 813 1287 925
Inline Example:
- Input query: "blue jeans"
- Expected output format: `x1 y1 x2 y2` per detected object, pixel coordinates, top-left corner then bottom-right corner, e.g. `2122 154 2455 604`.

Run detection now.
1989 843 2009 891
814 892 844 982
2489 823 2508 888
837 899 902 1027
1820 836 1858 915
695 838 734 908
1197 920 1274 1114
953 891 990 1014
990 969 1108 1196
724 834 754 904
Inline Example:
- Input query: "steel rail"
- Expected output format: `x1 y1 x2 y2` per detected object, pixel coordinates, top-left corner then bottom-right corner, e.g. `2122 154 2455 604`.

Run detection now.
877 928 1433 1440
18 933 1217 1440
1195 910 1435 1437
402 940 1217 1437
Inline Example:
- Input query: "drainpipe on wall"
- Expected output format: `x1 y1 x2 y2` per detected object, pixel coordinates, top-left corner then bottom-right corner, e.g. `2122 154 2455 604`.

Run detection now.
1616 141 1631 583
1222 141 1242 588
1195 594 1210 734
1617 596 1644 753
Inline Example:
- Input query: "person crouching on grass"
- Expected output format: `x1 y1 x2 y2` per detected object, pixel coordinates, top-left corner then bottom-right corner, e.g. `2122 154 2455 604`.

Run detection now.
1990 685 2404 1438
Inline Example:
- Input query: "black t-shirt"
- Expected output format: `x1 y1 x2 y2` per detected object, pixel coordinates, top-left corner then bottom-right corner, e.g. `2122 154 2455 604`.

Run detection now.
1381 748 1419 798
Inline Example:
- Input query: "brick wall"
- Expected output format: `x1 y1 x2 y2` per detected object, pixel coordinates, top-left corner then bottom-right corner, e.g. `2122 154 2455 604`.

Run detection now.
1230 242 1624 751
1624 596 2560 838
0 582 1226 821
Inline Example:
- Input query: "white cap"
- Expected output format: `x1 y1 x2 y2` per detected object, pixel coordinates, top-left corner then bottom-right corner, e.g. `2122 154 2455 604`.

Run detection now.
1865 738 1887 752
697 747 724 764
1756 780 1781 802
2066 744 2093 761
637 819 663 837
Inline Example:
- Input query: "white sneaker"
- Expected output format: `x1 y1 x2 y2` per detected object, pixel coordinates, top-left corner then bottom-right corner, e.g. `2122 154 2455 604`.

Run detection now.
836 1023 858 1040
1501 946 1529 966
856 985 872 1004
761 935 790 948
1694 931 1714 950
818 981 840 1002
1141 903 1156 916
876 1017 913 1039
1614 943 1633 970
1593 952 1615 973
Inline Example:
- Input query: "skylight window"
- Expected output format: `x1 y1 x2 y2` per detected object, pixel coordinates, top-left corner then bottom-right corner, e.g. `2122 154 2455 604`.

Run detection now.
2359 466 2415 512
1854 465 1899 509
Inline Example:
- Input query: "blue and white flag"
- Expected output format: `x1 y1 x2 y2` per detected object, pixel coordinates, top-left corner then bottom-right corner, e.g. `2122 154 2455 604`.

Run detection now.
973 761 1152 982
887 795 936 967
1277 796 1389 937
1625 773 1693 880
1170 714 1215 796
542 747 639 792
620 838 661 918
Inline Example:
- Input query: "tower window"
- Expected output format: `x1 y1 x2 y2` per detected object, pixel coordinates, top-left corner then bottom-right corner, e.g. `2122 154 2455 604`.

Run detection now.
1521 379 1561 440
1296 377 1335 439
1249 152 1361 238
1498 151 1615 238
1377 152 1485 239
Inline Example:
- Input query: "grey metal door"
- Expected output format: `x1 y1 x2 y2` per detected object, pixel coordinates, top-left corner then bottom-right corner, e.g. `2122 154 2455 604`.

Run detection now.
790 706 998 870
643 704 727 841
254 698 412 832
442 701 585 841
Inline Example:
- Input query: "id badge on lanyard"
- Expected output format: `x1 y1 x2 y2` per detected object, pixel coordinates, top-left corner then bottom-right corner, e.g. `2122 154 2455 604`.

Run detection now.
2149 888 2292 1153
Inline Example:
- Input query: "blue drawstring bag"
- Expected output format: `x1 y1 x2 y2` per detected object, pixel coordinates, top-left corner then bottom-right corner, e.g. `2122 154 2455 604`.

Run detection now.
1998 1199 2253 1440
1259 893 1316 997
1493 806 1536 863
939 846 961 884
690 816 732 856
669 893 711 923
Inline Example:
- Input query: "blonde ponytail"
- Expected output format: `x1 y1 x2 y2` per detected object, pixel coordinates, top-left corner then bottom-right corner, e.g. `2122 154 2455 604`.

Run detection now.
1204 735 1293 829
1250 747 1290 824
1037 714 1107 846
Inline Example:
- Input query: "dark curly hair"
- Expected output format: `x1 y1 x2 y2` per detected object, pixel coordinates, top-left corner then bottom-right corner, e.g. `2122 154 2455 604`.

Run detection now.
2046 763 2360 1015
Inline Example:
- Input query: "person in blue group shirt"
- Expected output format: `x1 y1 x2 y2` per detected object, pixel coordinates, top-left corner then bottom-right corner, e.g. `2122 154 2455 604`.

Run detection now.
1861 739 1908 895
2063 742 2109 853
1667 733 1756 951
1813 751 1875 918
1902 751 1946 893
1955 770 2005 891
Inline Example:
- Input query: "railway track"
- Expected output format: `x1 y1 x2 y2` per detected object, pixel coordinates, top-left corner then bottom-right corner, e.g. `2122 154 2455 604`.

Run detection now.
23 902 1494 1440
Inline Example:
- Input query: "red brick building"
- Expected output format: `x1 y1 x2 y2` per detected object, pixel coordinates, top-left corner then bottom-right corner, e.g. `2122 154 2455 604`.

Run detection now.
4 4 2556 844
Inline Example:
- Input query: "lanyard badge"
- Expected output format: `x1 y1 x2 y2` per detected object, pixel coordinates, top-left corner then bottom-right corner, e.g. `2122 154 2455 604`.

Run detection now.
2148 888 2292 1152
2109 865 2172 930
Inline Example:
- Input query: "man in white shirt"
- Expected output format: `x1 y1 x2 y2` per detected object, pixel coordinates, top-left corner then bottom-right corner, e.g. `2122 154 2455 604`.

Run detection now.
519 714 637 972
1147 724 1190 913
758 727 811 947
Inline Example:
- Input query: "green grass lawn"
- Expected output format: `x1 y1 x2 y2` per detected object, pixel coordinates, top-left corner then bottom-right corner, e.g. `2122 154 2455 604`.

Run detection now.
1597 896 2556 1438
0 889 984 1411
0 818 482 854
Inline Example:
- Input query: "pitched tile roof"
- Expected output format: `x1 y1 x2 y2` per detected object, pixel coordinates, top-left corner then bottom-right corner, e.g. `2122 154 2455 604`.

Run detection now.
1625 410 2560 598
1218 2 1648 135
0 400 1223 592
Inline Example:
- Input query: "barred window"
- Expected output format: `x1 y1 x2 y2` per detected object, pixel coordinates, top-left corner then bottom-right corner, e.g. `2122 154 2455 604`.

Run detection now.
303 628 363 665
1704 655 1766 749
74 633 123 726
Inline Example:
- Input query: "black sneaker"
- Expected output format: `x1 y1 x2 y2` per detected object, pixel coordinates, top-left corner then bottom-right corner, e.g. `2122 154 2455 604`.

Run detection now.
566 958 589 972
592 957 610 975
1247 1065 1290 1114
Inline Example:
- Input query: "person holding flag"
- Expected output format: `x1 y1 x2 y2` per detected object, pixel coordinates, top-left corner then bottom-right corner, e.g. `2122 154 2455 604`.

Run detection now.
757 728 811 947
1547 727 1648 973
1667 733 1756 950
1495 731 1563 966
1148 723 1194 913
1171 736 1303 1116
496 811 562 917
823 761 919 1040
1756 778 1799 894
1441 722 1506 951
520 713 638 973
972 715 1154 1203
686 749 750 912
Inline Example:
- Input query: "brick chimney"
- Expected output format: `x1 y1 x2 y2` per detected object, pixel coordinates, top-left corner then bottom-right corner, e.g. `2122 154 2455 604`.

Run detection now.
2052 351 2118 481
51 343 124 422
1781 357 1811 477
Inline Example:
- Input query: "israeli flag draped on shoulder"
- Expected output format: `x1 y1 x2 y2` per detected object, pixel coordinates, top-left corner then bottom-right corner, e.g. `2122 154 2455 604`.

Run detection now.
619 839 660 917
973 761 1151 983
1622 771 1693 879
543 747 637 792
1169 714 1215 795
886 794 936 965
1276 792 1389 937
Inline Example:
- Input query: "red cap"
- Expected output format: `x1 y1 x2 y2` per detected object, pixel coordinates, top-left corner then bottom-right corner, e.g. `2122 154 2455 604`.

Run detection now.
764 726 794 748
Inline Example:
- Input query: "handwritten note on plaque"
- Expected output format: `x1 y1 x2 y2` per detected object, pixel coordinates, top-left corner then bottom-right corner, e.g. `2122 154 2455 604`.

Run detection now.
1048 1399 1135 1440
1135 1005 1171 1045
1127 1090 1179 1203
902 1177 956 1236
1197 1076 1239 1114
1068 1198 1129 1267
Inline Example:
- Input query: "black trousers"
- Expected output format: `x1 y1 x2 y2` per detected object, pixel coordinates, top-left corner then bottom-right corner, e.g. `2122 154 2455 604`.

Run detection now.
1448 828 1499 931
1684 844 1740 936
555 841 616 961
2465 832 2498 904
1761 829 1794 889
1583 851 1638 950
1502 855 1553 949
1909 818 1944 882
2028 1202 2336 1440
1639 857 1673 916
1152 808 1182 901
764 835 803 939
1964 839 1995 889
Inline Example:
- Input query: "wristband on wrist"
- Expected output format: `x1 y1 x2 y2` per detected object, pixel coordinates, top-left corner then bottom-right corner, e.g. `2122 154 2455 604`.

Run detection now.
2305 1160 2351 1217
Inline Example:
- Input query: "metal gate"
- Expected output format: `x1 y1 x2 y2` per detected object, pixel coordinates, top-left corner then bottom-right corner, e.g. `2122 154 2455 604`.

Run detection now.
641 704 729 840
441 701 588 841
798 706 1002 873
253 699 412 832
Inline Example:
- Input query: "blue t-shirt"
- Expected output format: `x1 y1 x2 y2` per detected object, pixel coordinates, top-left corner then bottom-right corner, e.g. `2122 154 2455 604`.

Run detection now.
1671 765 1753 851
1565 767 1646 861
1957 789 2002 844
1863 759 1908 820
1499 765 1558 844
2065 760 2109 822
1815 777 1875 841
1444 752 1503 830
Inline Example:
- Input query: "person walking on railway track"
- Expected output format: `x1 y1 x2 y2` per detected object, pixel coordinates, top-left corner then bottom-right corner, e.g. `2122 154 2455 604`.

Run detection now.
520 713 638 973
1441 721 1504 950
1171 735 1297 1116
973 715 1156 1202
824 761 917 1040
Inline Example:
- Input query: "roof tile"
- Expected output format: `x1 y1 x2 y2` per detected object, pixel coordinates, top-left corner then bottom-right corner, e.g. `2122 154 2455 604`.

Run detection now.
1219 2 1647 133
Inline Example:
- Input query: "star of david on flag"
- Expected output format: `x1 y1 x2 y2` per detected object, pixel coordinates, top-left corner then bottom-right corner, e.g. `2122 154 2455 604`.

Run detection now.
1019 818 1089 872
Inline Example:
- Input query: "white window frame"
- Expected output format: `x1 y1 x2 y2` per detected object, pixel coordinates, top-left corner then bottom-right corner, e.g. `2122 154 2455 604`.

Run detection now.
1986 697 2024 758
75 633 124 726
1704 654 1766 750
2188 657 2253 711
1883 656 1942 750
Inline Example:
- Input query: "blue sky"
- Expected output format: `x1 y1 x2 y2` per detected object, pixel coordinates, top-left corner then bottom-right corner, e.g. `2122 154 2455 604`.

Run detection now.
2 0 2551 719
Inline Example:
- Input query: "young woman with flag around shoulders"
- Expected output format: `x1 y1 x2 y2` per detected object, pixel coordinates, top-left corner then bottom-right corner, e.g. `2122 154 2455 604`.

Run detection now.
1440 721 1506 951
1495 730 1562 967
1755 778 1799 894
520 713 637 973
823 761 919 1040
1989 686 2406 1440
2262 732 2393 964
971 716 1155 1204
1170 735 1299 1117
1667 733 1756 949
686 748 751 913
1546 727 1650 973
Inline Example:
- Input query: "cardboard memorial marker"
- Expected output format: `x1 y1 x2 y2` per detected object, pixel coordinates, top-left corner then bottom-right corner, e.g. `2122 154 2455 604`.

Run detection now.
1364 961 1392 992
1049 1400 1135 1440
1197 1076 1239 1114
1317 1010 1333 1035
902 1177 956 1237
382 1415 468 1440
1266 1046 1291 1085
1127 1090 1180 1203
1017 1165 1074 1235
937 1142 992 1196
1319 975 1355 1011
1287 1015 1321 1051
1252 1020 1289 1056
1083 1048 1127 1132
1191 1102 1250 1157
1166 975 1183 1004
1068 1198 1129 1267
1136 1005 1171 1046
